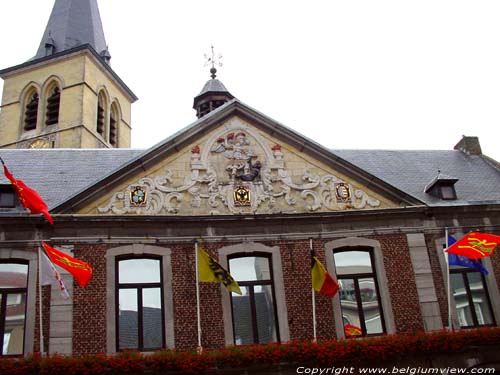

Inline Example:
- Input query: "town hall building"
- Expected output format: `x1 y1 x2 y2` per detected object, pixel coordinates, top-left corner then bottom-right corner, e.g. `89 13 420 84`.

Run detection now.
0 0 499 358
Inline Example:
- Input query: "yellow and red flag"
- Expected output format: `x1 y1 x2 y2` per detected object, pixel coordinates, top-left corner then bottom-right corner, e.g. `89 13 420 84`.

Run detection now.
446 232 500 259
311 256 339 298
2 160 53 224
42 242 92 287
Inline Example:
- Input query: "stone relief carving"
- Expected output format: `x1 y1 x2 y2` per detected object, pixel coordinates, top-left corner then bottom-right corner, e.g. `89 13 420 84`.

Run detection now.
98 123 381 215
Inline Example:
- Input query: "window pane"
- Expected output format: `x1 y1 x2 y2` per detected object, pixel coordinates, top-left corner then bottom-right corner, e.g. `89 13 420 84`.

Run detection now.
4 292 26 355
119 259 160 284
119 289 138 349
334 251 372 275
359 278 383 334
339 278 362 334
0 264 28 288
231 286 253 345
229 257 270 282
142 288 163 349
254 285 277 344
0 190 15 208
451 273 474 327
466 273 494 325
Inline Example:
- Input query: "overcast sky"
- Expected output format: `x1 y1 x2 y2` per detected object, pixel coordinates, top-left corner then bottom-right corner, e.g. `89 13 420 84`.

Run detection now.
1 1 499 161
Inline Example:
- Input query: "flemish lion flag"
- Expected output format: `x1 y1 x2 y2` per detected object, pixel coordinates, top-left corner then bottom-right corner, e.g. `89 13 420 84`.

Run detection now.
1 159 53 224
197 246 242 295
446 232 500 259
42 242 93 287
311 256 339 298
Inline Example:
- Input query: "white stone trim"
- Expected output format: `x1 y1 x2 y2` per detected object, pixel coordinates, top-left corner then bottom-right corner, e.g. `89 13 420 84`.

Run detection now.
218 242 290 346
0 249 37 356
105 244 174 354
406 233 443 332
325 237 396 339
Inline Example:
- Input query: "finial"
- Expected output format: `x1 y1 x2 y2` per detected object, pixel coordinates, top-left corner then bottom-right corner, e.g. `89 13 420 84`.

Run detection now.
204 45 223 79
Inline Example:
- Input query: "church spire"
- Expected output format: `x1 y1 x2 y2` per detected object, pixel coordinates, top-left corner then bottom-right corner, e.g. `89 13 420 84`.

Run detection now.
34 0 110 63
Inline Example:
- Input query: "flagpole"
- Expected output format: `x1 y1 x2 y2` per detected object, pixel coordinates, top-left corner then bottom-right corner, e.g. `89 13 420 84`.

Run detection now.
194 241 202 353
445 228 453 331
37 243 45 355
310 238 317 342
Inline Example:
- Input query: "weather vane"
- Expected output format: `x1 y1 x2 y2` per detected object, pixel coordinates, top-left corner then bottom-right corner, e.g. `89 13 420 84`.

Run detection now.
204 45 223 79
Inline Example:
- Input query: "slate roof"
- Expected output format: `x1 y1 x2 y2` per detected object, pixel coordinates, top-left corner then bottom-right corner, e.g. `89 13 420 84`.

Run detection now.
0 103 499 212
0 149 143 209
198 78 231 95
334 149 500 206
34 0 108 60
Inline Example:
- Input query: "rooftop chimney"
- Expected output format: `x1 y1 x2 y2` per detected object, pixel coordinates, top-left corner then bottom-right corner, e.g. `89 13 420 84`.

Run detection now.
454 135 482 155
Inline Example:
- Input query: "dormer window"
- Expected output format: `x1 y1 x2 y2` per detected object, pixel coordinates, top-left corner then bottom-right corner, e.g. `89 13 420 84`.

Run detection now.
0 186 17 208
424 172 458 200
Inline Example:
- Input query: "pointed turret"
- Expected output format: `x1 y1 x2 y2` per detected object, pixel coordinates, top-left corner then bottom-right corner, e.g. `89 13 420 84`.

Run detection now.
33 0 110 62
193 67 234 118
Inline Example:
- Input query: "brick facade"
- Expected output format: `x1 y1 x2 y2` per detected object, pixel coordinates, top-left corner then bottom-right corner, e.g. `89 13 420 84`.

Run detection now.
62 234 434 353
373 234 424 333
72 244 107 355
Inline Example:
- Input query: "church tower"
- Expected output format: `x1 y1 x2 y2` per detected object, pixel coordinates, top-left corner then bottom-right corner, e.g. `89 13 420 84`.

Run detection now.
0 0 137 149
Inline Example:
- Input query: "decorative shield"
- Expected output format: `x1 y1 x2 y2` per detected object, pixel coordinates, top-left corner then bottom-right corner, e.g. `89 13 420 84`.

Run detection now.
234 185 251 206
335 183 352 203
129 186 147 207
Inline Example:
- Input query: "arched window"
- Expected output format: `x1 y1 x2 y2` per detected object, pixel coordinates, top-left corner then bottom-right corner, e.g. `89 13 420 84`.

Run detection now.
0 261 29 356
24 91 39 131
96 92 106 136
109 102 119 147
227 253 280 345
115 256 165 351
333 248 385 337
45 86 61 126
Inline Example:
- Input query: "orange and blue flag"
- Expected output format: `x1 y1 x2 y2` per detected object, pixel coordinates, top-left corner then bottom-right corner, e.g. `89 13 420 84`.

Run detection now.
446 232 500 259
447 235 488 275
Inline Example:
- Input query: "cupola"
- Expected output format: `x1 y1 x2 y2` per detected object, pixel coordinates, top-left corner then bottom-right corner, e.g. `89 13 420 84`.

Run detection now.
193 49 234 118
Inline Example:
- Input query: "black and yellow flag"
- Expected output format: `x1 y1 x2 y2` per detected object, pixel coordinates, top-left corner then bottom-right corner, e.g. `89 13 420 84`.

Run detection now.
197 246 242 295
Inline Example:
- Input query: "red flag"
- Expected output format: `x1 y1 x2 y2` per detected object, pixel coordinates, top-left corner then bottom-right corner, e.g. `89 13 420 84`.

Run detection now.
42 242 93 287
2 162 53 224
446 232 500 259
344 324 362 338
311 256 339 298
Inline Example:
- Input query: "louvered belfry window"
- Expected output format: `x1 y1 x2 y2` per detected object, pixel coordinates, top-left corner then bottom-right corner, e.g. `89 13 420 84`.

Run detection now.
24 92 39 131
45 86 60 126
109 110 117 146
97 94 105 136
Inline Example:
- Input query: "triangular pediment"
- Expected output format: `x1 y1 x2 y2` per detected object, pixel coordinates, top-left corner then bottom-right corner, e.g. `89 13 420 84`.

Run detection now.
54 101 422 216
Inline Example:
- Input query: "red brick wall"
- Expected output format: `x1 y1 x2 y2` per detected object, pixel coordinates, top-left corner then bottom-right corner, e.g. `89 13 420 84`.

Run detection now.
68 236 427 352
372 234 424 333
171 243 225 350
490 247 500 306
276 239 336 341
72 244 107 355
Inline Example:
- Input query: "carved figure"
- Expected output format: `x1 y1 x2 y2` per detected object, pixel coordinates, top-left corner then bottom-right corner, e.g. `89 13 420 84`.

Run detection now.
236 160 262 181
